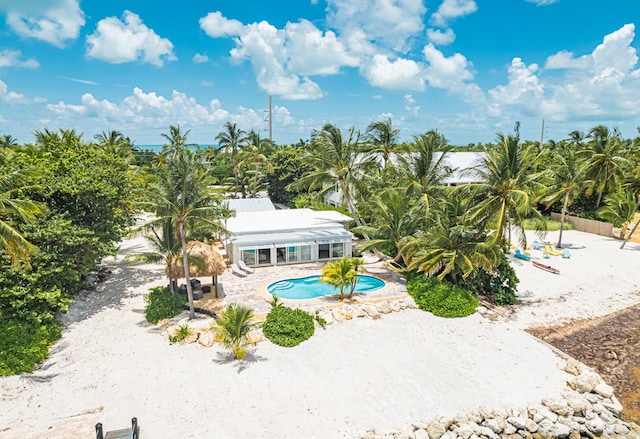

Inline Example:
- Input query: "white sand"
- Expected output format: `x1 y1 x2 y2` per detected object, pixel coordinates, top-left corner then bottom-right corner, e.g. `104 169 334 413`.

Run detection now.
1 230 639 438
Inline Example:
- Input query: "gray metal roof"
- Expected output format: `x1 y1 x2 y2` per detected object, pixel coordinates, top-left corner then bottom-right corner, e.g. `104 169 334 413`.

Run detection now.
225 198 276 212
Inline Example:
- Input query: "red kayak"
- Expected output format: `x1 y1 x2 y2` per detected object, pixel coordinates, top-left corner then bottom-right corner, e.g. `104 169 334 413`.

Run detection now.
533 261 560 274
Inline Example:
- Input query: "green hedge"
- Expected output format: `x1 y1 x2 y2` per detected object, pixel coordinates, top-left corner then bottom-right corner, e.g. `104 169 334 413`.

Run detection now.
144 286 185 324
407 275 479 318
263 306 315 347
0 318 61 376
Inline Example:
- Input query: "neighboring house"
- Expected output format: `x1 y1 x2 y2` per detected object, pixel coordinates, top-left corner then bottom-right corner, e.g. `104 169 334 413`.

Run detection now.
224 199 353 267
322 151 485 206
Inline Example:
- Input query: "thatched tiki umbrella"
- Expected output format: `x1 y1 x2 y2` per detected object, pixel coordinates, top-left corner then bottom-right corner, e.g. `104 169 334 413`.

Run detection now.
168 241 227 297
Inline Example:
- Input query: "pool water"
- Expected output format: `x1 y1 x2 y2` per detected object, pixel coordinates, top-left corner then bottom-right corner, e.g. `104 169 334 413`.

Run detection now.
267 274 385 300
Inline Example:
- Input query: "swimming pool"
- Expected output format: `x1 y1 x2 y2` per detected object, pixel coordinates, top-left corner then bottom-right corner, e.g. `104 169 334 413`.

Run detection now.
267 274 385 300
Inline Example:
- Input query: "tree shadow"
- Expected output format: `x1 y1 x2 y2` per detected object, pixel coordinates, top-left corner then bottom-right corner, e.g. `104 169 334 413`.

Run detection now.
211 349 267 373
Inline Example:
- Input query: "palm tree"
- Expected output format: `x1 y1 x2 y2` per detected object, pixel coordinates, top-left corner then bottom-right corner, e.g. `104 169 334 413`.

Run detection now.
465 133 543 248
0 168 44 267
582 125 630 207
161 124 196 159
364 117 400 167
542 142 586 248
212 303 256 360
295 124 368 226
216 122 247 197
398 130 452 212
145 149 224 319
596 190 638 240
352 188 416 264
235 144 274 198
95 130 135 164
319 257 364 300
400 198 498 284
0 134 18 149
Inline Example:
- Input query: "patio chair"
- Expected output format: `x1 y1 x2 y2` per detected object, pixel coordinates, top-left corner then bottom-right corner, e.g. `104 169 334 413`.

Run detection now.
562 248 571 259
532 240 543 250
231 264 247 277
514 249 531 261
95 417 138 439
237 259 255 274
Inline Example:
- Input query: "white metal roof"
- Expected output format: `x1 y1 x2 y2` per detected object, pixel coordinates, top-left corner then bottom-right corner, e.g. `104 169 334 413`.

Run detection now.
224 198 276 212
226 208 352 236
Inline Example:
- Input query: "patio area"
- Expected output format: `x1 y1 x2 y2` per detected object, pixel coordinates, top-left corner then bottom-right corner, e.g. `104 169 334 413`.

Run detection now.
191 258 408 317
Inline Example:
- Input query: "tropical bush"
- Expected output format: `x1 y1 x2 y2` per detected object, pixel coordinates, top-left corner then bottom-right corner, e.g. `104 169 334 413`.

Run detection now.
458 252 519 306
169 324 193 344
212 303 256 359
263 306 315 347
522 217 574 231
144 286 185 324
0 318 61 375
407 274 479 318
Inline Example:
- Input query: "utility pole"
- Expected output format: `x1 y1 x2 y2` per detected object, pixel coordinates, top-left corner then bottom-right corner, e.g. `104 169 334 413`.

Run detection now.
540 119 545 146
268 95 273 142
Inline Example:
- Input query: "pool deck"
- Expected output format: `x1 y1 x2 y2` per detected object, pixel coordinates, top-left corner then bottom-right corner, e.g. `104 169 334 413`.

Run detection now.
192 258 408 317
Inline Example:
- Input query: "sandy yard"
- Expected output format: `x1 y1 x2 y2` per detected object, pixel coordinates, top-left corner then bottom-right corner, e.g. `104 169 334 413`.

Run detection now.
0 229 639 438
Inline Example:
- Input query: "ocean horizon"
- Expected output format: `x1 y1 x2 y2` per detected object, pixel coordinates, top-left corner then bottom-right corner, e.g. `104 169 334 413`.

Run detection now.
134 144 217 153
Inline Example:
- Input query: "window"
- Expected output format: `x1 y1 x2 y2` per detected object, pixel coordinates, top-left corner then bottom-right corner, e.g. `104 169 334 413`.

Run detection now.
300 245 311 261
258 248 271 265
241 249 257 266
332 242 344 258
318 243 330 259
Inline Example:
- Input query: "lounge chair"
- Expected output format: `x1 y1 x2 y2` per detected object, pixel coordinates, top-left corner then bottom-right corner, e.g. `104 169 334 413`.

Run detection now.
544 245 563 256
237 259 255 274
532 240 543 250
562 248 571 259
514 249 531 261
96 417 138 439
231 264 247 277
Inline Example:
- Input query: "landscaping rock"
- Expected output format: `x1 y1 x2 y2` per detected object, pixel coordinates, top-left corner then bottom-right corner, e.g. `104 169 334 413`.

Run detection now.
377 301 393 314
197 331 214 347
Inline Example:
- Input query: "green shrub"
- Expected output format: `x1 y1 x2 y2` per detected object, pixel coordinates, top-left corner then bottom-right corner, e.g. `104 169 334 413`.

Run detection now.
522 216 574 231
263 306 315 347
169 324 193 344
0 318 62 376
407 275 479 318
458 252 519 306
144 286 185 324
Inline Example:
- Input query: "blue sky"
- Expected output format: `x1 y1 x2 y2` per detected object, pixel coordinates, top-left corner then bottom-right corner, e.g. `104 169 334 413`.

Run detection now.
0 0 639 146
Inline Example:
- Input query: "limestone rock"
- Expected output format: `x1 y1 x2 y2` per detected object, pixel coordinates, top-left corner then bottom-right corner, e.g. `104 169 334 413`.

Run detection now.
594 382 614 398
585 417 605 435
506 416 527 430
483 418 502 434
317 310 334 325
390 301 401 312
197 330 214 347
353 306 367 318
565 395 590 414
363 304 380 318
414 429 429 439
377 301 393 314
571 371 602 393
542 397 573 417
184 331 199 344
563 359 581 376
426 420 447 439
524 418 538 433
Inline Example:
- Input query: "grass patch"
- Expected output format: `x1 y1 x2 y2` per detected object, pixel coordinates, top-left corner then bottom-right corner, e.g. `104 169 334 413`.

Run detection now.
407 275 479 318
144 286 185 324
523 216 574 231
263 306 315 347
0 318 61 376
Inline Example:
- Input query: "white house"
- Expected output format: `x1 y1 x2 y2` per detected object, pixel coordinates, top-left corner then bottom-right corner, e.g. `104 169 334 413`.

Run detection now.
224 199 353 267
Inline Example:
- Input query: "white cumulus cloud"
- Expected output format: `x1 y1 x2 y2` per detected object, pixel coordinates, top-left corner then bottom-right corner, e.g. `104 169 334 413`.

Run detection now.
86 11 176 67
404 94 420 115
430 0 477 27
364 54 425 91
199 11 244 37
2 0 84 47
193 53 209 64
0 50 39 69
525 0 559 5
0 80 30 104
326 0 427 52
427 28 456 46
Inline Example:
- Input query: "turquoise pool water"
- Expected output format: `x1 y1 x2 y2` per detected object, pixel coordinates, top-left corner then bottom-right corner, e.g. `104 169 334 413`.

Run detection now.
267 275 385 300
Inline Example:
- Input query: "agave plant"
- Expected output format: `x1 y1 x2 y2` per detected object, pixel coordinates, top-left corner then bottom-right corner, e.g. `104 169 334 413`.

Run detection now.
212 303 256 360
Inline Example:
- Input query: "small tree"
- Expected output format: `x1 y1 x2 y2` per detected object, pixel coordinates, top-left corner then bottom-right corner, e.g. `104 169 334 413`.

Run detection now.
212 303 256 360
319 257 363 300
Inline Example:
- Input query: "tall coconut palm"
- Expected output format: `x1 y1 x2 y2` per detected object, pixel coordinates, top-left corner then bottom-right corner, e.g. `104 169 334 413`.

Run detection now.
398 130 452 212
95 130 135 164
352 188 417 264
542 142 586 248
364 117 400 168
0 134 18 149
582 125 630 207
596 190 638 240
212 303 256 360
145 149 224 319
0 168 44 267
235 144 274 198
465 133 543 248
161 124 196 159
216 122 247 197
294 123 368 226
400 197 498 284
